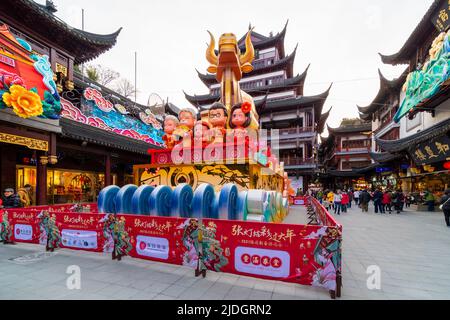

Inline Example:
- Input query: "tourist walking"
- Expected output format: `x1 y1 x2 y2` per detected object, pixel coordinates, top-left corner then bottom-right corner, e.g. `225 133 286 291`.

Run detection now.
405 193 412 208
373 188 384 214
327 190 335 210
439 189 450 227
359 189 371 212
348 190 353 209
341 191 349 213
333 190 342 215
382 190 392 214
317 190 323 204
425 190 435 212
354 190 360 206
1 188 20 209
393 189 404 214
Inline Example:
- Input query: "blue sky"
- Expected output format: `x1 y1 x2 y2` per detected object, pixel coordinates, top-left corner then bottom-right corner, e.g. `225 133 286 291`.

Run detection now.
47 0 433 132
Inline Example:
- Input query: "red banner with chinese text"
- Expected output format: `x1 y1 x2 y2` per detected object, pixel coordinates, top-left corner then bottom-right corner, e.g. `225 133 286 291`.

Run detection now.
116 214 186 265
199 219 341 291
6 209 40 244
53 213 105 253
1 204 341 294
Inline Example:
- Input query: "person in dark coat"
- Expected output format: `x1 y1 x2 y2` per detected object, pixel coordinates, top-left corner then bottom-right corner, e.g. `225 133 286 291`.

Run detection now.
1 188 21 208
393 189 404 214
373 188 384 214
359 189 371 213
440 189 450 227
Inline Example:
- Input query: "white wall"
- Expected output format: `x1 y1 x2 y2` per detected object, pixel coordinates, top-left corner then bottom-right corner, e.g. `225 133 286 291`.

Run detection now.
400 98 450 139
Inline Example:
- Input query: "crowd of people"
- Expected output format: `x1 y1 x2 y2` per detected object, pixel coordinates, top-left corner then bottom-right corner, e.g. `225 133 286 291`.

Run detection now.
311 187 450 227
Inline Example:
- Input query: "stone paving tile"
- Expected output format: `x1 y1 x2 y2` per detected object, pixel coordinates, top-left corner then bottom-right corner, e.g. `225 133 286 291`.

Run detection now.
178 289 207 300
253 280 275 293
198 293 227 300
153 294 176 300
94 284 131 297
129 291 157 300
248 289 273 300
223 286 252 300
173 274 202 288
128 278 157 290
271 293 300 300
162 284 190 298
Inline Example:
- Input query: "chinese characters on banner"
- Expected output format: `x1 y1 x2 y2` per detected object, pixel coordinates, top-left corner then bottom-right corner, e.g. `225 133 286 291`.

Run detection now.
410 135 450 165
431 1 450 32
2 208 342 293
201 218 342 291
54 213 105 252
117 214 185 265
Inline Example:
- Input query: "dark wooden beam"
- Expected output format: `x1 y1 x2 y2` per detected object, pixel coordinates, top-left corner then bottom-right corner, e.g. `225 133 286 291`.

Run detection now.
36 151 47 205
0 121 50 141
105 154 112 186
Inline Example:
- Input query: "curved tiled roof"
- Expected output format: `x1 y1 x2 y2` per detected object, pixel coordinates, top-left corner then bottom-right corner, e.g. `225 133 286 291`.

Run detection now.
0 0 121 64
378 0 442 65
357 68 408 116
260 84 332 120
327 121 372 134
318 107 332 134
238 20 288 56
376 118 450 152
185 71 311 106
369 152 403 163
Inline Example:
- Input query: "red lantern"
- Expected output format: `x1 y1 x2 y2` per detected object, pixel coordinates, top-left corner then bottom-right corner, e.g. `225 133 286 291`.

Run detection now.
444 161 450 170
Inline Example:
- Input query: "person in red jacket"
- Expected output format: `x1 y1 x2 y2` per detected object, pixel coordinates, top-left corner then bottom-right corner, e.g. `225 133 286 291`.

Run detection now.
382 190 392 214
341 191 349 213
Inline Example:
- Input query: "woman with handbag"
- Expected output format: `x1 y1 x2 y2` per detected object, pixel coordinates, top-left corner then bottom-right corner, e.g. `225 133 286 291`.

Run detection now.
439 189 450 227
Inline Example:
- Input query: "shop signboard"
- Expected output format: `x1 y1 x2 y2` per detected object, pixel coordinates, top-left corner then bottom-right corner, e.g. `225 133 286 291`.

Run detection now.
409 135 450 165
376 167 393 174
431 1 450 32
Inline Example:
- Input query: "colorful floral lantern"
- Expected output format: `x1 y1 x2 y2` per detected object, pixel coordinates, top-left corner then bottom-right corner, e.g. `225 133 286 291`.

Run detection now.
0 24 61 119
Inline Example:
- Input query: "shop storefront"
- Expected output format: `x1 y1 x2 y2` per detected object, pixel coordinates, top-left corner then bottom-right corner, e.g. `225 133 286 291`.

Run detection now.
16 165 117 204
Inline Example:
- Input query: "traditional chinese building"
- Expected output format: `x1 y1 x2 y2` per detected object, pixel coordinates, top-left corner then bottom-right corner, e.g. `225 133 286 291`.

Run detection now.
0 0 164 205
354 69 410 190
318 118 372 190
185 22 331 191
362 0 450 195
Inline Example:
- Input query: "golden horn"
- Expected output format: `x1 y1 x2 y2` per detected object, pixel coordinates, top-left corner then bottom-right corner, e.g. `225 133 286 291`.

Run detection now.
206 31 218 66
239 28 255 66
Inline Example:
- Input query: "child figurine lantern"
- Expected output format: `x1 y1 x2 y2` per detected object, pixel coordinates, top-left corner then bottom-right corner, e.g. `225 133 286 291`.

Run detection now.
208 102 228 143
193 120 212 145
162 115 179 149
228 101 252 138
173 108 196 147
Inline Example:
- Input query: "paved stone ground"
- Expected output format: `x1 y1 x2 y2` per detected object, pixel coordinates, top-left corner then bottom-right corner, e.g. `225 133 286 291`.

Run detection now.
0 203 449 300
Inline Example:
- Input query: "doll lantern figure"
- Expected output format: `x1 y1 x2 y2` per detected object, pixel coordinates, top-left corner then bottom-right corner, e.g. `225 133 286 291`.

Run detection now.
174 108 196 147
228 102 252 139
208 102 228 144
193 120 212 146
162 115 179 149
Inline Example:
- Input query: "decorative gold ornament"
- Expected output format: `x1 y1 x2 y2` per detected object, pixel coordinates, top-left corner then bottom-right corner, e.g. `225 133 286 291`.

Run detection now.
55 63 68 77
205 29 259 129
0 132 48 151
48 155 58 165
65 80 74 91
40 156 49 165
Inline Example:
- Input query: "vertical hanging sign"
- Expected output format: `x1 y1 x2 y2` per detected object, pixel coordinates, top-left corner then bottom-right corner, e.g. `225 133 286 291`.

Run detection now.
431 1 450 32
